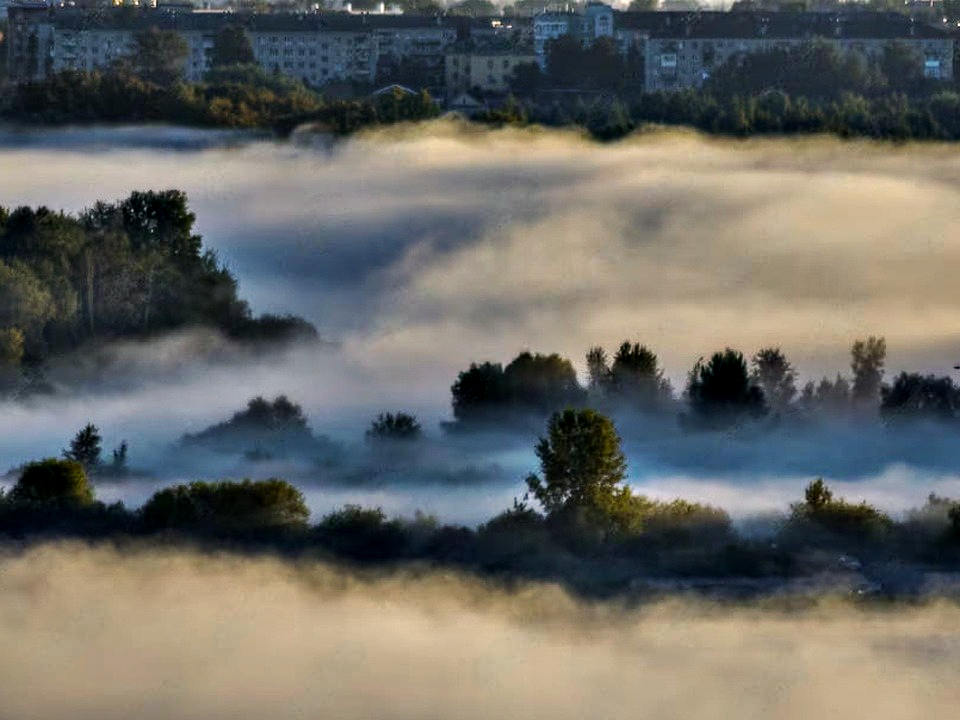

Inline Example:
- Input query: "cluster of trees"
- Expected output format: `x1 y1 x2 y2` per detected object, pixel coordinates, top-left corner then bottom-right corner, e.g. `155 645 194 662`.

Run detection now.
486 37 960 142
1 22 440 132
6 408 960 592
449 336 960 432
181 395 336 460
0 191 316 392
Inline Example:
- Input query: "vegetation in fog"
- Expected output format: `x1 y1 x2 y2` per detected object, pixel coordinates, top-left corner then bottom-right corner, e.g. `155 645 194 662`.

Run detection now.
0 191 316 394
7 402 960 597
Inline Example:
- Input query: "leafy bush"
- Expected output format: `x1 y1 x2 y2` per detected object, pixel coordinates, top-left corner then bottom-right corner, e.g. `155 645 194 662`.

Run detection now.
9 459 93 507
140 478 309 533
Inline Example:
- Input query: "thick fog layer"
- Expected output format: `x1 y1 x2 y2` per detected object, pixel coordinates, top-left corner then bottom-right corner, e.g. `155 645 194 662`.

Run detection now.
0 543 958 720
3 124 960 520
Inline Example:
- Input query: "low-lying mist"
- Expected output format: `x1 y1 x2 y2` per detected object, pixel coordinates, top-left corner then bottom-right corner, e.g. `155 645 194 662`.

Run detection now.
3 123 960 520
0 543 958 720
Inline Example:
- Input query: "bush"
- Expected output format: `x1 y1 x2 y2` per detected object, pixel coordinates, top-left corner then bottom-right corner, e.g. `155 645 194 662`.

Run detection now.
140 478 309 533
314 505 408 560
366 412 422 442
787 478 892 541
8 459 93 507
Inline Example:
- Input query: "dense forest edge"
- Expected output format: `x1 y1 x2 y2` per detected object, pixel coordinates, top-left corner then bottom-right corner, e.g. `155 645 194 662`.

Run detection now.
0 190 318 396
4 27 960 141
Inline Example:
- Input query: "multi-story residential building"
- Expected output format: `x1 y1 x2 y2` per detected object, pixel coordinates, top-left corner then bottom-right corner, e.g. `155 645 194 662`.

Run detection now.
614 11 955 91
5 5 460 87
533 1 614 67
444 41 537 96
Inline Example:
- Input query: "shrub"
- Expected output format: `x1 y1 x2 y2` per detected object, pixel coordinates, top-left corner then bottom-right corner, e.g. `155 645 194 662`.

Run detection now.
140 478 309 532
8 459 93 507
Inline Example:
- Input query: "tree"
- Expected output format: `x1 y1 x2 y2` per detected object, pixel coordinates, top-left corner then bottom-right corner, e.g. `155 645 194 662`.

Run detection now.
850 336 886 408
9 459 93 507
526 408 627 515
628 0 658 7
608 341 671 408
879 41 923 93
880 373 960 424
450 361 509 422
210 25 255 69
111 441 129 473
366 412 422 441
132 28 188 86
685 348 767 429
63 423 102 471
751 347 797 412
789 477 892 539
586 346 610 394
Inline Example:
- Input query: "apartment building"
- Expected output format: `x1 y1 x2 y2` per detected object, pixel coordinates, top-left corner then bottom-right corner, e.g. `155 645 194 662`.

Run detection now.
617 11 956 91
5 5 459 86
445 41 537 96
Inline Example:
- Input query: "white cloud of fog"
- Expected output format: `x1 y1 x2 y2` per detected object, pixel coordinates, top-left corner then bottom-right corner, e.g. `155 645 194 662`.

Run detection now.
3 124 960 518
1 543 960 720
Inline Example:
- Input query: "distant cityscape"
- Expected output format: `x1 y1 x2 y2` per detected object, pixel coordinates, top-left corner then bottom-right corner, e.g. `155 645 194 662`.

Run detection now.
3 1 958 102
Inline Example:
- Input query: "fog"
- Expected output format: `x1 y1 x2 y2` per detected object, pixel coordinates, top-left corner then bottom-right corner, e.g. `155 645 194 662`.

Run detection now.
0 542 957 720
3 123 960 521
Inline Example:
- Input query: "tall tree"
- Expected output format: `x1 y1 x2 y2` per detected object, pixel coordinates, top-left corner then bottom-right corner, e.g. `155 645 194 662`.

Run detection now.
685 348 767 429
526 408 627 515
63 423 102 471
132 28 188 86
751 347 797 412
210 25 255 69
850 336 886 408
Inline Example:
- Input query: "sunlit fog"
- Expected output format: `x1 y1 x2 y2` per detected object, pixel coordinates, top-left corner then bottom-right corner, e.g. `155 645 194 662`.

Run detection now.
3 124 960 521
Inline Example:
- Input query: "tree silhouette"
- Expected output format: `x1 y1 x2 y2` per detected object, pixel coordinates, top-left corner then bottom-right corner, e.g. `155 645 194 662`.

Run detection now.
63 423 102 471
366 412 422 442
751 347 797 412
851 336 886 408
685 349 767 429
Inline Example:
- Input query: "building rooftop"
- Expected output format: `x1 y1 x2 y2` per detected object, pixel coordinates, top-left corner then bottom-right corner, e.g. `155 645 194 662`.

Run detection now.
614 10 951 40
11 7 461 33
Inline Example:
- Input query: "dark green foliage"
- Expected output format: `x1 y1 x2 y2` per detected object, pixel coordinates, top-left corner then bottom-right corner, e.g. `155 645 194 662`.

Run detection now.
366 412 422 442
63 423 102 471
545 35 626 92
314 505 408 560
210 25 255 69
450 351 584 425
526 408 627 515
788 478 892 540
0 191 314 383
131 28 189 86
881 373 960 424
9 459 93 507
706 39 881 101
685 349 767 430
2 69 322 128
139 478 309 532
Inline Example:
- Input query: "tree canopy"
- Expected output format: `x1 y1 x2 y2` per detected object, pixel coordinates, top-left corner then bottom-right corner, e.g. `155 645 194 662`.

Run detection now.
526 408 628 515
9 459 93 507
685 348 767 429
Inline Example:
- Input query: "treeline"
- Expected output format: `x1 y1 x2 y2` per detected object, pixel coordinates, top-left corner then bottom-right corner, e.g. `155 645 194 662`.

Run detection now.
495 38 960 141
0 191 316 392
448 337 960 431
6 408 960 596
